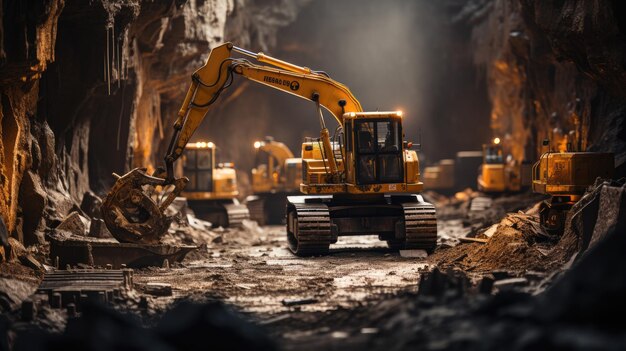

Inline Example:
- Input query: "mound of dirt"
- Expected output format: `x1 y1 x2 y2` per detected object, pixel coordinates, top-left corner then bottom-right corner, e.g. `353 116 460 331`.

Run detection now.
429 212 560 273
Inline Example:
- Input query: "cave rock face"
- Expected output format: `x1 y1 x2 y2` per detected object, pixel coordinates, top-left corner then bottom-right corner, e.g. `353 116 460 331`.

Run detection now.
0 0 306 245
463 0 626 166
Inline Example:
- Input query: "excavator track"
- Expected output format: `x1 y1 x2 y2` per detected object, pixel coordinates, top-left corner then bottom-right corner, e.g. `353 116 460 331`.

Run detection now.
286 203 332 256
388 201 437 252
246 197 266 225
224 202 250 227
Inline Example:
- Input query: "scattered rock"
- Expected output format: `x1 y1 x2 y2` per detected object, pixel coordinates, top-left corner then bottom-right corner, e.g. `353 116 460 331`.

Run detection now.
493 277 529 291
281 298 319 307
482 223 498 238
18 170 48 245
7 237 26 262
399 249 428 258
18 254 44 273
144 283 173 297
80 191 103 220
56 211 89 236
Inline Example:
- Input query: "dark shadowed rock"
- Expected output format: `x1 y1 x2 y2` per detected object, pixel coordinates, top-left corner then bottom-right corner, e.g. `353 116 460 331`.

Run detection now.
156 301 276 351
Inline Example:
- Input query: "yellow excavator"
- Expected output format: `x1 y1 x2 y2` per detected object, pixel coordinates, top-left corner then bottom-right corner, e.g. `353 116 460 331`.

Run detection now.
179 141 249 227
477 137 531 193
246 137 302 225
102 42 437 255
532 139 614 234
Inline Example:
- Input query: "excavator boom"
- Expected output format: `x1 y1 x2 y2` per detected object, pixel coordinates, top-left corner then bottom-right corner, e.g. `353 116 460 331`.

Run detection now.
165 42 363 181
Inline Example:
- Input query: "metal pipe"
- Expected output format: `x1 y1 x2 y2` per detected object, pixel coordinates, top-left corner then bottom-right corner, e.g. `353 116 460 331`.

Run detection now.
232 46 257 58
233 45 311 74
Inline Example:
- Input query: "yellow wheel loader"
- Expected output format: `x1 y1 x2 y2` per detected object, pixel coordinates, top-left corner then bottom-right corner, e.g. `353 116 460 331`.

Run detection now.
246 137 302 225
477 138 531 193
180 141 249 228
532 139 614 234
102 42 437 255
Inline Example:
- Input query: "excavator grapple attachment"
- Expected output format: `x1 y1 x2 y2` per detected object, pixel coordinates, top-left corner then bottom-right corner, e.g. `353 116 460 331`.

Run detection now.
101 168 188 244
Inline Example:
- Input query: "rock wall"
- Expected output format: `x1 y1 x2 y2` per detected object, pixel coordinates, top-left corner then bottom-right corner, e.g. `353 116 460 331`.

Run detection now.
0 0 306 246
462 0 626 169
2 0 624 247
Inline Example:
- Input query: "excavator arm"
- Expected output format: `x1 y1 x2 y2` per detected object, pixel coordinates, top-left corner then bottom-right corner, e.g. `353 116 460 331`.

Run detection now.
103 42 363 243
257 140 294 166
163 42 363 181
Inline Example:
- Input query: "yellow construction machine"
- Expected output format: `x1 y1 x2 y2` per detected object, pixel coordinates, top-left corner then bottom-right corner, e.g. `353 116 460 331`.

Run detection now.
246 137 302 225
423 151 483 193
180 141 249 227
102 42 437 255
532 139 614 234
477 137 531 193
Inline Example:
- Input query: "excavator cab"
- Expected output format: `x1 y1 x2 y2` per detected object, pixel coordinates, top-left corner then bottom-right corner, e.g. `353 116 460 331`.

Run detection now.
183 142 215 193
349 117 403 184
180 142 249 227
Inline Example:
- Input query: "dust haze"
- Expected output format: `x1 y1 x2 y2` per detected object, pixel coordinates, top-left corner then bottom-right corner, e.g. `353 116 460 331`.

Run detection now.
194 0 490 187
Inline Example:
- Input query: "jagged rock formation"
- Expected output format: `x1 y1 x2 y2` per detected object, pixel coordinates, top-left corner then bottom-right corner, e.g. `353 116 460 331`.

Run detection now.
458 0 626 169
0 0 306 246
1 0 624 247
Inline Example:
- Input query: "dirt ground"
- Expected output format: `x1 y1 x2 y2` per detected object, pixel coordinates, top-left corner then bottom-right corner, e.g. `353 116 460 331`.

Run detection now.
2 191 581 350
136 225 433 314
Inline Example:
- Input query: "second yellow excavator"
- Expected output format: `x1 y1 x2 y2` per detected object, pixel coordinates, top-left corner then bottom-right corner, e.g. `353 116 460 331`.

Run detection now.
532 139 614 234
179 141 249 227
246 137 302 225
102 42 438 255
477 137 531 193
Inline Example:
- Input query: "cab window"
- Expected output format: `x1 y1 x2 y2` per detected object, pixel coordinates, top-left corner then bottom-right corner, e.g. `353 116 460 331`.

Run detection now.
354 119 403 184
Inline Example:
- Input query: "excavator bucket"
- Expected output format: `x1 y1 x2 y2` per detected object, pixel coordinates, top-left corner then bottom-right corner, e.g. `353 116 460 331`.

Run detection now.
101 168 188 244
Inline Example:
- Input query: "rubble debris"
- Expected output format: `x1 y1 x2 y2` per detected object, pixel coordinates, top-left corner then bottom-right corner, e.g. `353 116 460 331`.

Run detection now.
281 298 319 307
186 214 213 231
399 249 428 258
144 282 173 296
0 277 38 312
18 254 44 273
550 178 626 265
477 275 494 294
80 191 103 220
56 211 90 236
418 268 469 299
458 237 487 244
37 269 132 309
12 300 273 350
0 216 9 260
493 277 529 291
469 196 492 212
48 231 196 269
481 223 498 238
430 210 561 273
88 218 112 238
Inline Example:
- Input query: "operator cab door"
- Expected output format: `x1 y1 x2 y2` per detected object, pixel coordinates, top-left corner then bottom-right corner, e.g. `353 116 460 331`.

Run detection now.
354 119 403 185
183 148 214 192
